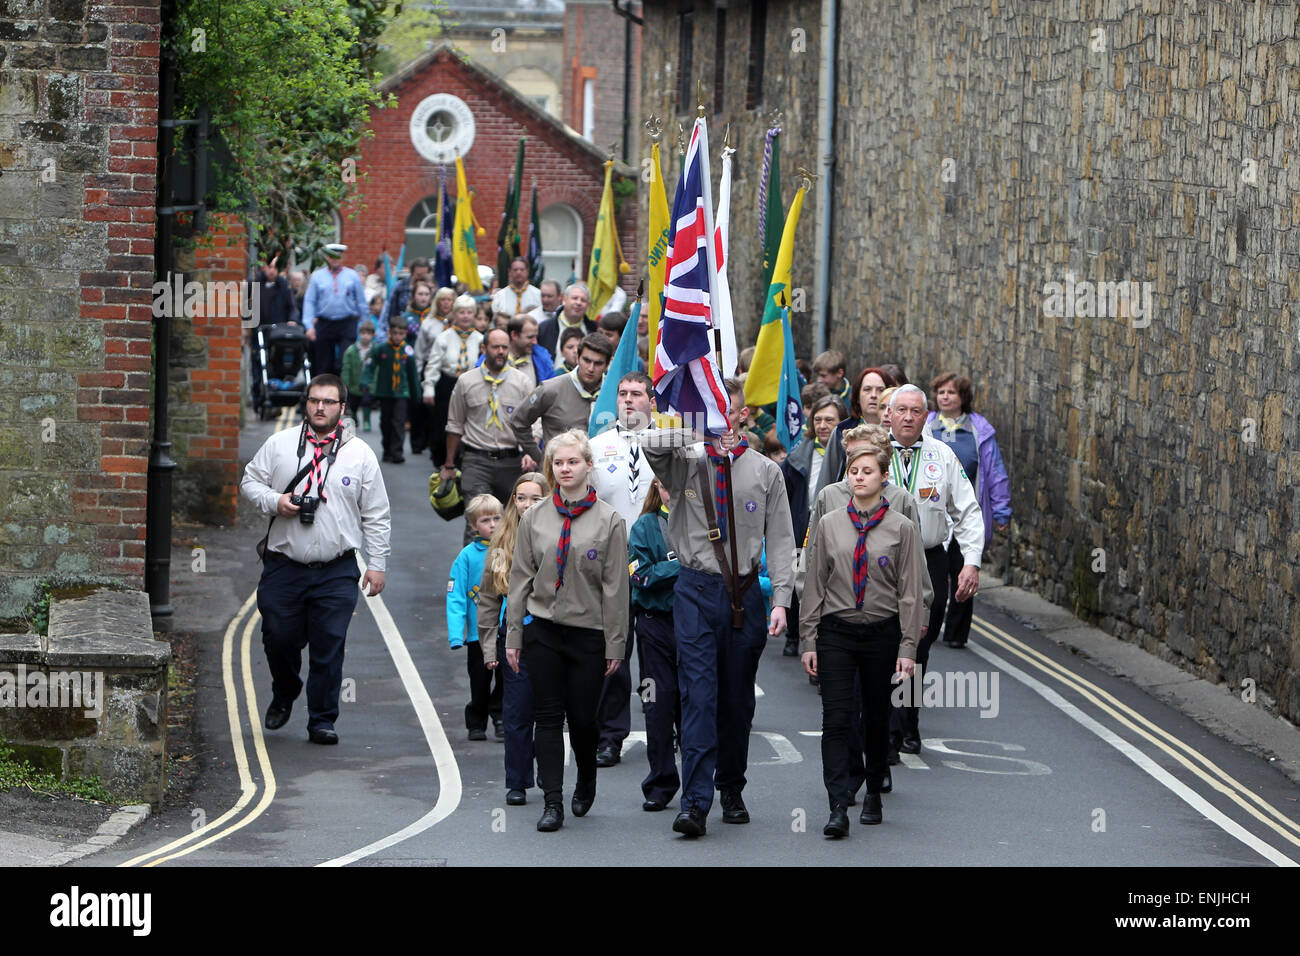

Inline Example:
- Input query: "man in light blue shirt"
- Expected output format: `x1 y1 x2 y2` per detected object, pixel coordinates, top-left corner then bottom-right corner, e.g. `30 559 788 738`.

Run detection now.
303 243 367 377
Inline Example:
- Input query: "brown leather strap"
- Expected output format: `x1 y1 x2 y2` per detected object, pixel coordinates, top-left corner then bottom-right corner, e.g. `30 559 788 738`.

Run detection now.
695 457 746 625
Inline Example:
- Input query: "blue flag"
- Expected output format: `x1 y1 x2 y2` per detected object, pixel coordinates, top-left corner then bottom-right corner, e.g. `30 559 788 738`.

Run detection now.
434 166 454 289
589 297 642 437
775 299 803 452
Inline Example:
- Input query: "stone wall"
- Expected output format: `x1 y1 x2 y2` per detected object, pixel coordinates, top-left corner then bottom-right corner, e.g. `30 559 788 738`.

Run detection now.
638 0 821 353
0 0 160 617
830 1 1300 719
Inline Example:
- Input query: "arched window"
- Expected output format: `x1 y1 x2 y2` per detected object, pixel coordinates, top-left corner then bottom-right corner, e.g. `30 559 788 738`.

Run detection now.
540 203 583 287
405 195 448 262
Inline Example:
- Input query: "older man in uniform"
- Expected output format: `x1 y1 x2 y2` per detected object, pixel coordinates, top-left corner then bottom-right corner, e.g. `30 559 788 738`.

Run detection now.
492 257 542 317
644 379 795 836
886 384 983 754
510 332 612 470
240 374 390 744
439 328 532 541
589 371 657 767
537 282 599 360
302 244 367 377
528 279 563 327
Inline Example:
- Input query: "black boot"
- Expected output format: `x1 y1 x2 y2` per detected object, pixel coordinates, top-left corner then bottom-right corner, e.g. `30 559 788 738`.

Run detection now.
860 792 883 825
824 805 850 838
536 803 564 832
571 778 596 817
783 636 798 657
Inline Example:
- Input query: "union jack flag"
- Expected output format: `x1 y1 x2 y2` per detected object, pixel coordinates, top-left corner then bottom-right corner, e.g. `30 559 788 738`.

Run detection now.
652 117 730 436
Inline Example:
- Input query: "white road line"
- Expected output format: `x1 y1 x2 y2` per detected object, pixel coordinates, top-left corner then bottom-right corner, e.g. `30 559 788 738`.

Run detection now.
899 753 929 770
967 641 1297 867
318 557 463 867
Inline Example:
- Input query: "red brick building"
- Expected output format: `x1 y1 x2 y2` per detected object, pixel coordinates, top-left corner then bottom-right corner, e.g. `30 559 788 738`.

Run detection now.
340 43 637 295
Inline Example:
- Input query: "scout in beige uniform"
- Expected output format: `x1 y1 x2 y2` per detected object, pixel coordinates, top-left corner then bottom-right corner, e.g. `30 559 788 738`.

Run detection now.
801 445 924 837
506 429 628 832
511 332 612 467
642 379 796 837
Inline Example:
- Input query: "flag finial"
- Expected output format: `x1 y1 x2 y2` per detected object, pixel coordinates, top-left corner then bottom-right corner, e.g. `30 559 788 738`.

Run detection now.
644 115 663 140
796 165 818 192
697 80 706 118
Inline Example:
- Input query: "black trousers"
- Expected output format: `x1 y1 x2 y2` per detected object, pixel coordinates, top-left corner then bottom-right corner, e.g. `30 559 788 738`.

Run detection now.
942 538 975 646
818 614 901 809
891 544 949 744
431 374 458 467
377 396 408 459
524 616 605 806
257 551 359 732
636 608 681 804
596 602 634 749
464 640 503 731
408 375 430 454
314 316 357 378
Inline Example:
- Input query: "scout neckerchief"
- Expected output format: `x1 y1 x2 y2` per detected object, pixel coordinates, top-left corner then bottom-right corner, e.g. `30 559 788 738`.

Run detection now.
706 437 749 544
388 340 405 392
889 436 921 495
569 367 599 401
553 488 598 591
847 497 890 608
812 436 826 455
937 412 968 437
300 425 340 499
835 379 851 405
510 284 529 313
406 305 430 339
618 422 645 503
482 365 508 428
454 327 475 373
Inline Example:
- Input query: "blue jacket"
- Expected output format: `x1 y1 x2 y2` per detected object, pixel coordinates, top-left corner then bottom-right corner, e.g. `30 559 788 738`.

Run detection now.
446 540 487 647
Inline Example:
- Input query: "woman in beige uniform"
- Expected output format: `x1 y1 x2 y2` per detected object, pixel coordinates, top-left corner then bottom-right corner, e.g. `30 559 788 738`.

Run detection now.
801 445 923 838
507 428 629 832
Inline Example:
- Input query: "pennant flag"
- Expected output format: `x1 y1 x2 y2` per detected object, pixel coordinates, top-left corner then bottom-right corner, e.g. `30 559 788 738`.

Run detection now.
713 144 739 377
646 141 671 370
775 294 804 452
497 138 525 282
744 183 806 409
588 295 642 437
586 159 630 320
759 125 782 291
433 166 453 289
652 117 730 437
382 250 394 298
527 182 544 285
453 155 485 292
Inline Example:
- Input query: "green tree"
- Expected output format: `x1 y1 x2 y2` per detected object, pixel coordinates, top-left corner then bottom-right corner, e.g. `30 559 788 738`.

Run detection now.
373 0 451 78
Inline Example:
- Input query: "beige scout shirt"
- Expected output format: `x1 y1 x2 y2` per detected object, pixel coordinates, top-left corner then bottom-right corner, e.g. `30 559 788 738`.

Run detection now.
510 371 598 460
799 503 924 659
476 557 507 664
802 479 933 612
642 429 796 608
506 493 629 659
446 364 532 452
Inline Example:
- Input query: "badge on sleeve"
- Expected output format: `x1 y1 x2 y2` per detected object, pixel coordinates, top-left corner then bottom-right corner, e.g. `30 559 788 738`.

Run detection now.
446 580 455 593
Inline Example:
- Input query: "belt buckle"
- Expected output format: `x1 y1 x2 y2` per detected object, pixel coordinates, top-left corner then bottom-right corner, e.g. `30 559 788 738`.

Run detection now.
707 528 722 541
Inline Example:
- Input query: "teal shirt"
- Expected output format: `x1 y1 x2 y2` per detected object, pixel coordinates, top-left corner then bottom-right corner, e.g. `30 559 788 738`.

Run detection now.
629 509 679 613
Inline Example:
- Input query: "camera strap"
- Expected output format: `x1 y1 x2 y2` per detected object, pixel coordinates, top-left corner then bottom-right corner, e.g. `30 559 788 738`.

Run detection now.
255 459 317 562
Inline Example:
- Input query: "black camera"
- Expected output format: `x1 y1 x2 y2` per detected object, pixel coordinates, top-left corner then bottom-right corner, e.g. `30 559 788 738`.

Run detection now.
290 494 318 525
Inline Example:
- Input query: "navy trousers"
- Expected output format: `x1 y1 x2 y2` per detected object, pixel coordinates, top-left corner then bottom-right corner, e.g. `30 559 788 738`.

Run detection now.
635 608 680 804
596 603 634 750
257 551 359 732
314 316 357 378
674 566 768 815
497 632 535 791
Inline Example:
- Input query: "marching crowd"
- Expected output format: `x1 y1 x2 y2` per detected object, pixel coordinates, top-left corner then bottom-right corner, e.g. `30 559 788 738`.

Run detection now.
242 248 1012 839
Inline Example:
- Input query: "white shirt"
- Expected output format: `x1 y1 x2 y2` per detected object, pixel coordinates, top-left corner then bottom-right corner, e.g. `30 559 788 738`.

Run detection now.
590 421 655 527
240 421 392 572
423 327 484 396
807 446 825 513
492 284 542 316
889 432 983 563
413 315 446 369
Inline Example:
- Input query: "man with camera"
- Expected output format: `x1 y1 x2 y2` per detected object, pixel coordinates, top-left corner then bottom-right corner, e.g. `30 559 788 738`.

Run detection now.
240 374 391 744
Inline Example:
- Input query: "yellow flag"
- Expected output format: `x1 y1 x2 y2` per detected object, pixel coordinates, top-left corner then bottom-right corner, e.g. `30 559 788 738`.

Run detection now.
453 155 484 293
744 185 805 409
646 142 670 357
586 160 629 320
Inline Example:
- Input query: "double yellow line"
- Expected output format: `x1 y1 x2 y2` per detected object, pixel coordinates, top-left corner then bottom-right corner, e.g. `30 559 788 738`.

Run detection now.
121 408 295 866
971 614 1300 851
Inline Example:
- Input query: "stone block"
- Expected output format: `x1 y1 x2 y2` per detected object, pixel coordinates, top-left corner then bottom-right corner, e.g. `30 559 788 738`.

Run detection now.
3 741 63 775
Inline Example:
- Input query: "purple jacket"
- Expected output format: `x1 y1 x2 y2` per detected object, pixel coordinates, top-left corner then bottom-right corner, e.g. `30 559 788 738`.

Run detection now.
926 411 1011 547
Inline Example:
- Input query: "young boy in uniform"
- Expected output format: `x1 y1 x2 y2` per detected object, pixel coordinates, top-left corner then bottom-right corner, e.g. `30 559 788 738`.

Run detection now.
341 319 375 432
362 319 418 463
447 494 505 740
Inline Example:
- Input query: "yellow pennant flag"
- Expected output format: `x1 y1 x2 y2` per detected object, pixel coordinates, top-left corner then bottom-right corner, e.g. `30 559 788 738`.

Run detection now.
453 155 485 293
744 184 806 409
586 160 630 320
646 142 670 358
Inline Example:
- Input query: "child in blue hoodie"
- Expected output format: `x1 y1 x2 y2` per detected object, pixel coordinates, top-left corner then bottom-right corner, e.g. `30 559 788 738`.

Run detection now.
447 493 503 740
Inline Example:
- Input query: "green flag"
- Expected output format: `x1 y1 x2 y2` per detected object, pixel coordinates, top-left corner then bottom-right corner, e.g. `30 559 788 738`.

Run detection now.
760 129 782 291
497 138 525 282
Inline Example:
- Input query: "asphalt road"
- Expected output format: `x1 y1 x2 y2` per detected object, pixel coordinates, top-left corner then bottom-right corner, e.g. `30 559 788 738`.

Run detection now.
84 410 1300 868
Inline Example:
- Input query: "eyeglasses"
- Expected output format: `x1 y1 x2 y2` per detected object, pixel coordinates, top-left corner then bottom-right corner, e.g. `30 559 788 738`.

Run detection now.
306 398 342 408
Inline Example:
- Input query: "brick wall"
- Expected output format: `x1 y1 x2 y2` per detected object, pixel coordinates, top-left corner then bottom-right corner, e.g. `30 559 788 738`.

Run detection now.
168 214 246 525
341 46 637 297
0 0 159 617
638 0 820 352
563 0 641 161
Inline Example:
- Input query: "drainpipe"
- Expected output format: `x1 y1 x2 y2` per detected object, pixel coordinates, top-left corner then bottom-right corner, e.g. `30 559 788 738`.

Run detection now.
611 0 642 163
814 0 837 355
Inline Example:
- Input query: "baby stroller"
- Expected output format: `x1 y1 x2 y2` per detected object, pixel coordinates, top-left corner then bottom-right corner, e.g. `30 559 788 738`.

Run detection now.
255 323 312 421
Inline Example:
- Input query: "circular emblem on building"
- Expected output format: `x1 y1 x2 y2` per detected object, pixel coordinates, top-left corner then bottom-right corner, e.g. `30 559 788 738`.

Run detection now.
409 93 476 163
